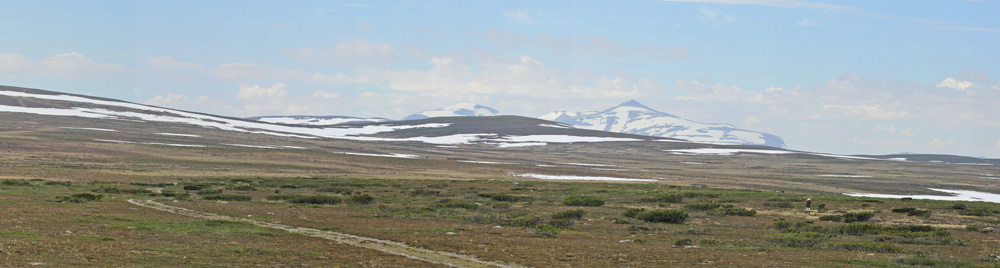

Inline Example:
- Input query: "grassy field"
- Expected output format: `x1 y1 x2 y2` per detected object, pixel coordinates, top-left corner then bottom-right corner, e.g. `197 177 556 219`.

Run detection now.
2 114 1000 267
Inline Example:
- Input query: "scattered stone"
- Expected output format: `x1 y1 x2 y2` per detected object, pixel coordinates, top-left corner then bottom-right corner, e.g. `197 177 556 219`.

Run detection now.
446 232 457 235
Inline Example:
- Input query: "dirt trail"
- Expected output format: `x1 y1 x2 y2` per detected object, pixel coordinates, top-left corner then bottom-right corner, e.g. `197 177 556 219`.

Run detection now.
127 199 525 268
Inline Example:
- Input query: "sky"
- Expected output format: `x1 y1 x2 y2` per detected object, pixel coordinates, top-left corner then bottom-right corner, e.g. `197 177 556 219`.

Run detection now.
1 0 999 158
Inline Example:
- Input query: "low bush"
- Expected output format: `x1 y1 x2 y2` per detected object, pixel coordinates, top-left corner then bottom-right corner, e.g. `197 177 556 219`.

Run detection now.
183 185 206 191
547 218 575 227
43 181 72 186
835 242 903 253
766 232 830 248
95 187 154 195
409 189 440 196
842 212 875 223
318 187 353 195
196 189 223 195
51 193 104 203
434 199 479 210
951 204 967 210
958 207 995 216
527 225 560 237
673 238 694 246
551 209 586 219
685 203 722 211
229 185 257 191
347 194 375 205
641 194 683 203
287 195 342 205
487 193 522 202
563 196 605 207
698 239 722 246
892 207 931 217
635 209 688 224
622 207 646 218
712 207 757 217
203 194 252 202
1 180 31 186
819 215 843 222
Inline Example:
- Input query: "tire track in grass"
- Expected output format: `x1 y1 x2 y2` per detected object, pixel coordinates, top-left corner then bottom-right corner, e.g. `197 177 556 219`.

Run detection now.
127 199 525 268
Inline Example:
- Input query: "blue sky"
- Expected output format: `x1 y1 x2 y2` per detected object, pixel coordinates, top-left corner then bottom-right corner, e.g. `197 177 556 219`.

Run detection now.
1 0 999 157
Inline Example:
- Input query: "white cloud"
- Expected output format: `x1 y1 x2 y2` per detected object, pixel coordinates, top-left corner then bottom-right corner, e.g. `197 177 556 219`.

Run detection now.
797 18 819 26
283 39 399 67
744 116 761 125
822 104 908 120
535 34 574 56
238 83 287 100
662 0 860 13
146 56 205 70
936 77 975 91
676 79 765 102
582 35 625 59
0 52 126 78
634 42 689 62
470 30 531 49
698 6 737 23
371 55 660 99
313 90 339 99
995 141 1000 152
502 9 534 24
212 63 309 81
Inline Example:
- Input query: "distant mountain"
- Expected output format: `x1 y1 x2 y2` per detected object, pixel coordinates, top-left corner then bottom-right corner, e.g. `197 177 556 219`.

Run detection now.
540 100 786 147
248 115 390 126
404 103 499 120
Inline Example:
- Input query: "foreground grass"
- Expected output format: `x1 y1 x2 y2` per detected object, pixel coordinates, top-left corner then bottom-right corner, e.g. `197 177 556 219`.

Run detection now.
3 177 1000 267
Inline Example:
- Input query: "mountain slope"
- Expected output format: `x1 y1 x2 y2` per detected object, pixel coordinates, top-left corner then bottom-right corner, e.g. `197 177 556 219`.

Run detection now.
404 103 499 120
540 100 786 147
248 115 391 126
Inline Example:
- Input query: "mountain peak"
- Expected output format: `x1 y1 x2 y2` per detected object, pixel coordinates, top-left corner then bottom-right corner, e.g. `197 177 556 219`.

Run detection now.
611 100 657 112
404 103 500 120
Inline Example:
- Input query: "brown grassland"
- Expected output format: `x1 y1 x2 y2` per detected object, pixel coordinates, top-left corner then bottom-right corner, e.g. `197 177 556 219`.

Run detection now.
2 114 1000 267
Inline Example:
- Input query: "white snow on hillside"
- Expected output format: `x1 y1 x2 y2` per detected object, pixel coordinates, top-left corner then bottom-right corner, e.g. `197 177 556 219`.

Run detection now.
254 116 389 126
404 103 499 120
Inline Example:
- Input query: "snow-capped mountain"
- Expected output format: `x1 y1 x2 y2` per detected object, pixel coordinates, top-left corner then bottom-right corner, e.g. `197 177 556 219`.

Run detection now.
540 100 786 147
404 103 499 120
248 115 390 126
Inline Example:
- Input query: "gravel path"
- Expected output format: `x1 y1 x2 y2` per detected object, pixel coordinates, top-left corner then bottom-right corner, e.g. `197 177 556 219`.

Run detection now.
127 199 525 268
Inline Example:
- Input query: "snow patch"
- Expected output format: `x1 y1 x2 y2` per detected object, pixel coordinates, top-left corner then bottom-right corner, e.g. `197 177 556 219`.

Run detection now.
512 173 657 182
458 160 517 165
60 127 116 132
665 148 793 156
339 152 420 159
498 135 641 143
817 175 873 178
155 133 201 137
496 142 548 148
845 188 1000 204
562 163 617 167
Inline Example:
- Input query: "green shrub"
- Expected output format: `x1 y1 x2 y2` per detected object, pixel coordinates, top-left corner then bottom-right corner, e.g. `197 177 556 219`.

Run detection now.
230 185 257 191
1 180 30 186
563 196 605 207
698 239 722 246
183 185 205 191
965 225 982 232
685 203 722 211
196 189 223 195
95 187 154 195
488 193 522 202
892 207 931 217
951 204 967 210
636 209 688 224
51 193 104 203
551 209 586 219
434 199 479 210
819 215 843 222
713 207 757 217
409 189 440 196
622 207 646 218
527 225 560 237
842 212 874 223
547 218 575 227
832 223 882 236
835 242 903 253
287 195 342 205
673 238 694 246
641 194 683 203
490 202 511 209
203 194 252 202
43 181 72 186
958 207 994 216
318 187 353 195
774 221 795 230
347 194 375 205
766 232 830 248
